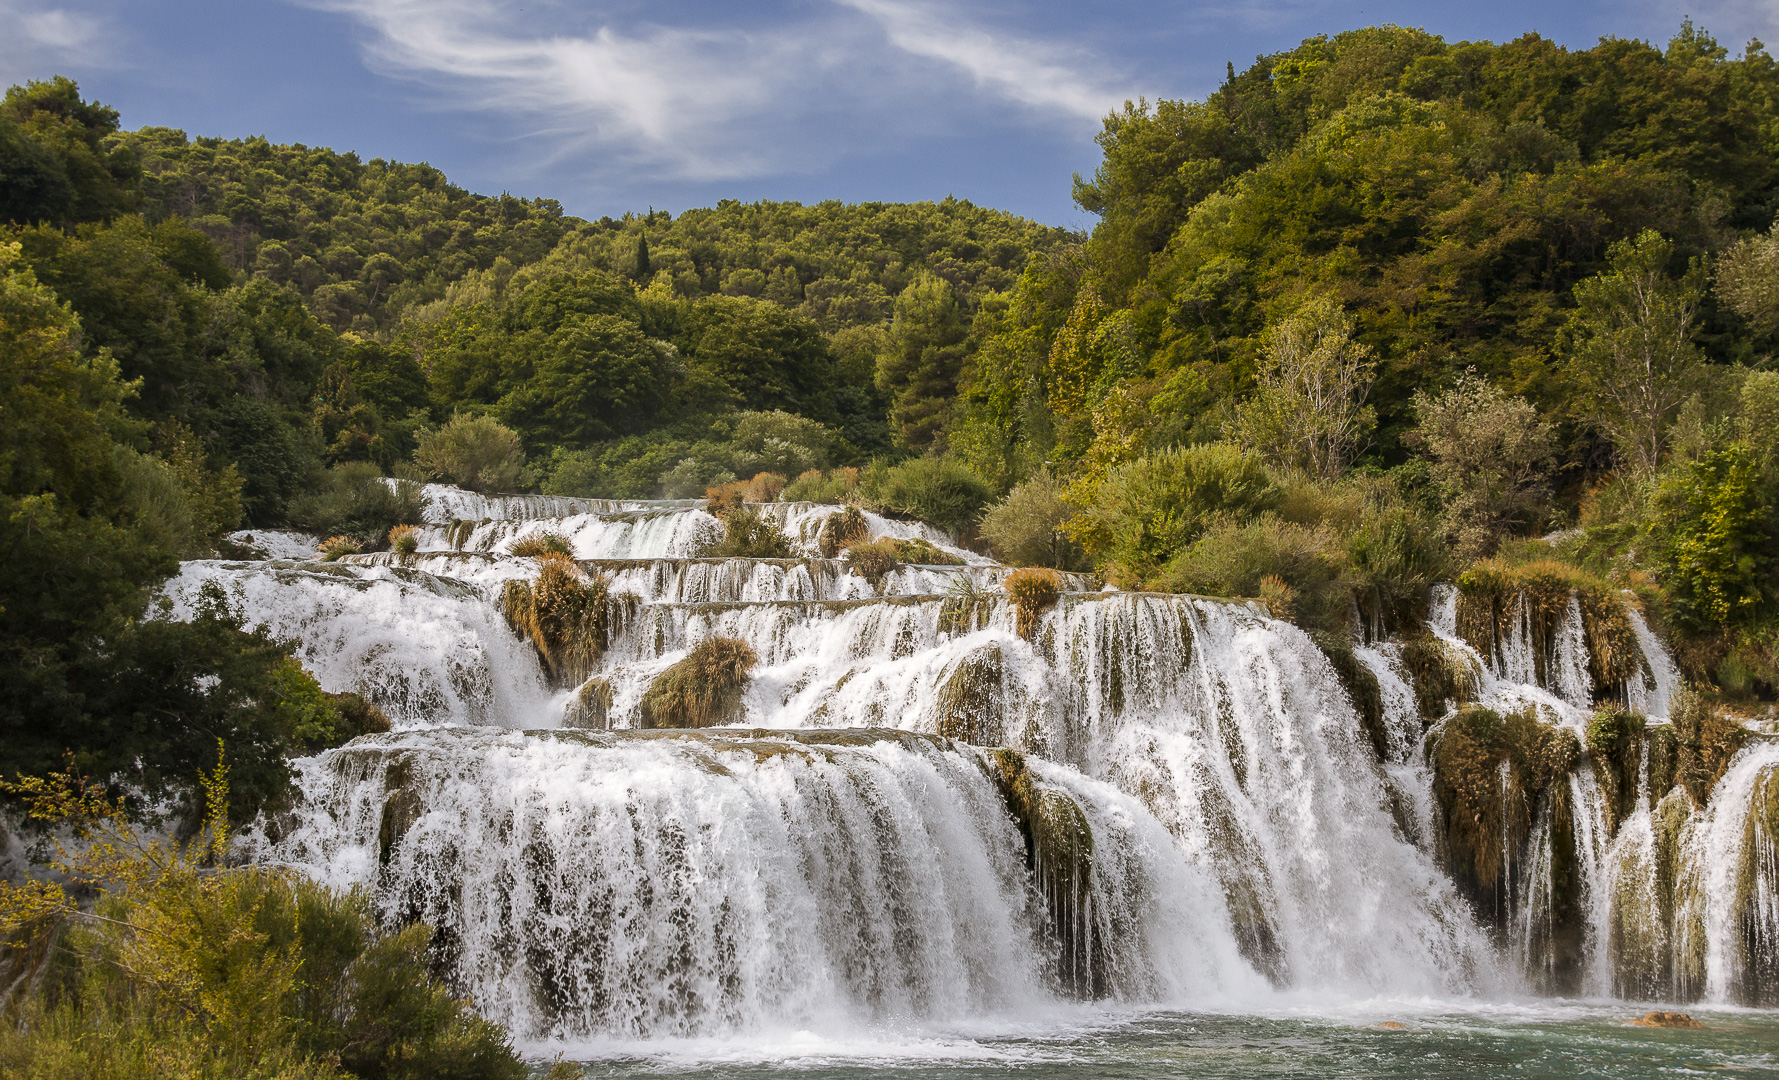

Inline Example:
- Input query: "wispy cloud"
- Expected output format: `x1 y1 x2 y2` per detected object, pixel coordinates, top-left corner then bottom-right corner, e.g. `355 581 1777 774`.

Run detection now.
0 0 106 82
302 0 1130 181
839 0 1128 120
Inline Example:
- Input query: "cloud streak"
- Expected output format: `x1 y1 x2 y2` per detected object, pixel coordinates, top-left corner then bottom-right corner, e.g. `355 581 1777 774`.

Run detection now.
303 0 1130 181
0 0 106 82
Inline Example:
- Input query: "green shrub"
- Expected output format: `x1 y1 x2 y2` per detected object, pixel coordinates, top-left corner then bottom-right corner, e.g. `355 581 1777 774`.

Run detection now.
635 636 757 728
1067 444 1279 586
413 413 530 493
818 505 871 557
318 534 361 561
979 468 1084 569
784 467 860 503
1160 517 1348 632
844 538 902 587
387 524 420 558
864 455 994 533
288 463 425 547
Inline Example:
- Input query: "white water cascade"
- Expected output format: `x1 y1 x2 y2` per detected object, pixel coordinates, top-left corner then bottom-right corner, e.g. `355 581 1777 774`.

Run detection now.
172 487 1779 1040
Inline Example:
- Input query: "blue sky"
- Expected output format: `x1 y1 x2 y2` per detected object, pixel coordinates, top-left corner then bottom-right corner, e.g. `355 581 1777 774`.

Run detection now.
3 0 1774 227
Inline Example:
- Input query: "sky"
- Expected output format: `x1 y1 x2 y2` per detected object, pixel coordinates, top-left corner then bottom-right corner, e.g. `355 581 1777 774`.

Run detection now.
3 0 1776 228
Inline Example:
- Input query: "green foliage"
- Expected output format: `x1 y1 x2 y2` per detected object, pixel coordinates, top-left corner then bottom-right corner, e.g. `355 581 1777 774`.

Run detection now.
979 469 1084 569
863 455 994 534
1650 441 1779 632
413 413 529 493
634 636 757 729
1411 373 1556 560
288 463 425 547
0 770 521 1080
843 538 902 588
0 77 140 229
876 271 969 449
817 504 871 557
1228 295 1376 478
1066 444 1279 585
1161 517 1347 630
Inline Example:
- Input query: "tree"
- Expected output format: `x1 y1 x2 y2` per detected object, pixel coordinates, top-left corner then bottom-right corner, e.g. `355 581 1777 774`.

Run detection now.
1229 296 1376 478
0 76 139 227
498 314 673 447
1410 373 1556 560
413 413 529 492
979 469 1082 568
876 271 968 450
1717 223 1779 336
1561 230 1705 475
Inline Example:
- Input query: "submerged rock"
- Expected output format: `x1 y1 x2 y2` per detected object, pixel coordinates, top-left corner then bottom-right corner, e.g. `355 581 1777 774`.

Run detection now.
1629 1011 1702 1028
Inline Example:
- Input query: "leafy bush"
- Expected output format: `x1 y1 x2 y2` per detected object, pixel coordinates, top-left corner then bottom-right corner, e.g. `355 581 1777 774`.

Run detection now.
979 468 1083 569
864 455 994 533
1160 517 1348 631
844 538 901 587
288 463 425 547
818 505 871 557
1410 372 1556 560
0 768 524 1080
783 466 860 503
728 409 832 475
1068 443 1279 587
634 636 757 728
413 413 529 493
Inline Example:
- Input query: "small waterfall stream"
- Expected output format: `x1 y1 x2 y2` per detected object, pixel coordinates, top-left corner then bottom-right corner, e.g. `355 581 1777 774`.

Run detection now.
169 487 1779 1039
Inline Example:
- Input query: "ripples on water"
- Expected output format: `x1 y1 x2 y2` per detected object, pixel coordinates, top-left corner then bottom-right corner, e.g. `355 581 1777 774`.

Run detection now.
548 1006 1779 1078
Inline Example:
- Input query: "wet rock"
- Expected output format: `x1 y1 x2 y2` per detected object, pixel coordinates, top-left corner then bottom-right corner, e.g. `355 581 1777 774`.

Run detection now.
1629 1011 1702 1028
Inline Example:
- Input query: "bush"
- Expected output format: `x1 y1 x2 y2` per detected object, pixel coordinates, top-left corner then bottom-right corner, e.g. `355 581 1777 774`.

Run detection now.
500 556 611 686
701 507 793 558
979 468 1083 569
1004 567 1063 638
864 456 994 533
1159 517 1348 631
1067 443 1279 587
635 636 757 728
0 768 524 1080
413 413 529 493
784 467 861 503
1410 373 1556 561
288 463 426 547
728 409 832 476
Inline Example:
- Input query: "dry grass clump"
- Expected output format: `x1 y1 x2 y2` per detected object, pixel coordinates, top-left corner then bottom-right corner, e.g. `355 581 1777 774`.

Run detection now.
1399 632 1481 720
501 554 611 686
935 643 1004 745
1257 574 1297 623
705 472 787 513
845 538 902 588
318 535 360 561
1004 567 1064 638
880 537 964 566
635 636 758 729
387 524 420 558
701 506 794 558
510 531 573 558
819 505 871 557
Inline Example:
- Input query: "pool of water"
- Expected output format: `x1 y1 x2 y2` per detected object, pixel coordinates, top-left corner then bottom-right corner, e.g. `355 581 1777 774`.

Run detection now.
536 1003 1779 1079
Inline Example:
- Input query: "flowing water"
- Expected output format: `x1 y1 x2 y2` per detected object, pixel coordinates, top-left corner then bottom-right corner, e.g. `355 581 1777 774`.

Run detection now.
171 488 1779 1073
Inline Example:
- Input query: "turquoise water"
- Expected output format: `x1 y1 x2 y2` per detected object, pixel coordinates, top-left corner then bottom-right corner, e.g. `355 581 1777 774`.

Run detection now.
544 1005 1779 1078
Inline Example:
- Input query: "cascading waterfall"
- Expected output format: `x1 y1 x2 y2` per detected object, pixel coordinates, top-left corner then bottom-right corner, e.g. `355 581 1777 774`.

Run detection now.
183 487 1779 1041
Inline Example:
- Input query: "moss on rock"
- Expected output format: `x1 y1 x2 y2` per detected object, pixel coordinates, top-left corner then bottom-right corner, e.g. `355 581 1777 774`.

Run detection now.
635 636 758 729
1587 705 1648 837
936 643 1005 745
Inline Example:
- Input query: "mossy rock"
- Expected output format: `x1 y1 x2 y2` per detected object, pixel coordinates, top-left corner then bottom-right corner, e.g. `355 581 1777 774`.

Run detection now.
1313 633 1386 761
564 677 613 730
377 756 424 866
1586 705 1648 837
634 636 757 729
1455 560 1645 698
936 643 1005 745
1429 706 1582 926
1734 764 1779 1005
1671 693 1750 806
1398 632 1479 721
983 748 1103 997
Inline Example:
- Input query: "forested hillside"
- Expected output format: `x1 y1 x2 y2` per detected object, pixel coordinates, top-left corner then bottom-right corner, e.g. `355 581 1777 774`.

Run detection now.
3 17 1778 818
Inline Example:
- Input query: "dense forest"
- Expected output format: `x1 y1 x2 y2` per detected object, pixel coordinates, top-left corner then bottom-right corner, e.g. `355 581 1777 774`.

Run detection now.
4 19 1779 1072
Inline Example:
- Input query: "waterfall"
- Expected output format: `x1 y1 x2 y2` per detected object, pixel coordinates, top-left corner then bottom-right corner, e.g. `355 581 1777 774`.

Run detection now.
181 486 1779 1036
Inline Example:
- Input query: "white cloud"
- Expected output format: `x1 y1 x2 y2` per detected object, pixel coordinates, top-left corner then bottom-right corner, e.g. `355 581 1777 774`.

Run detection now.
303 0 1130 181
838 0 1128 121
0 1 105 82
